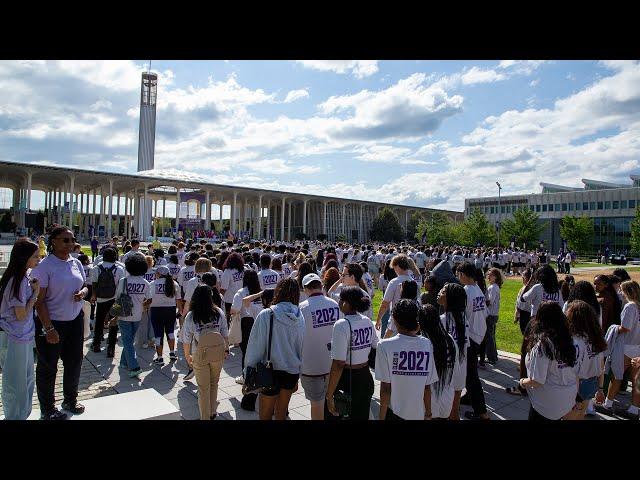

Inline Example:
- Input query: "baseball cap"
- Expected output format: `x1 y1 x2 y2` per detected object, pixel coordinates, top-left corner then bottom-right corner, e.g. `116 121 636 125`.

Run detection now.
156 265 170 276
302 273 322 287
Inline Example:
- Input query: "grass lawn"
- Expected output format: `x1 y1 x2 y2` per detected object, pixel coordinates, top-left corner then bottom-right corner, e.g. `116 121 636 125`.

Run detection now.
371 279 524 355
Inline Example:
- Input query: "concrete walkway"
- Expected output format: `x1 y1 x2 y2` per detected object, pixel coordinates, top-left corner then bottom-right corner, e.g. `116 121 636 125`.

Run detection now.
1 337 629 420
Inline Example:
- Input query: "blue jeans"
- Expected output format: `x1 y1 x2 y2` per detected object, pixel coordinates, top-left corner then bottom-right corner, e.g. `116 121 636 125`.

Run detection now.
118 321 140 371
0 333 35 420
381 310 391 337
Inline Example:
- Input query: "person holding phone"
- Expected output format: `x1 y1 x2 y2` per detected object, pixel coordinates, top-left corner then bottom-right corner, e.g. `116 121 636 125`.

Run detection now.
0 239 41 420
31 227 88 420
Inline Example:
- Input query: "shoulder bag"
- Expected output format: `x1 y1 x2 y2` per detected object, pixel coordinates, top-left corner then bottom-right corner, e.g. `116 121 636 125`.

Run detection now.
244 309 275 392
333 317 353 418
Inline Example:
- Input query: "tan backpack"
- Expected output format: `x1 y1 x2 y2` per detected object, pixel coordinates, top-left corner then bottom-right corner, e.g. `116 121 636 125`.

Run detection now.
194 327 226 365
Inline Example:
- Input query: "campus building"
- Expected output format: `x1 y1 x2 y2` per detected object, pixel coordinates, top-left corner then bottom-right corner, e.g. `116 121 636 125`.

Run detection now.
465 178 640 254
0 159 459 243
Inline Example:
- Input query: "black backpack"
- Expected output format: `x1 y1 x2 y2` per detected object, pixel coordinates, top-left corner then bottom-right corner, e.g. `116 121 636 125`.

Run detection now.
95 264 117 298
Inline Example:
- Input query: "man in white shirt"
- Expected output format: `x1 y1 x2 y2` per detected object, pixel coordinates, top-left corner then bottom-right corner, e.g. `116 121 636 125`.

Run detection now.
258 254 280 290
120 239 141 264
375 254 418 332
299 274 340 420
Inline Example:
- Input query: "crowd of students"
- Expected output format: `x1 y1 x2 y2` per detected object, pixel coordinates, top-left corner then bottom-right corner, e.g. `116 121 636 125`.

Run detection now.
1 233 639 421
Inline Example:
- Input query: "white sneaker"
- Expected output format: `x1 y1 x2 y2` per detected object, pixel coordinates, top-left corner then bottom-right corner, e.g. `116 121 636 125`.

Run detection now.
235 375 244 385
184 369 195 381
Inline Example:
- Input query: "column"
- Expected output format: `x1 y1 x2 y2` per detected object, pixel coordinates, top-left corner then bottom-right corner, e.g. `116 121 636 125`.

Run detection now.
342 202 346 236
323 201 328 236
256 195 263 240
162 197 166 236
152 199 157 237
288 200 292 241
218 197 224 233
359 204 364 242
68 176 75 230
205 190 210 231
106 180 113 238
231 191 237 236
266 199 271 240
142 184 148 239
302 199 308 237
242 197 248 235
124 193 130 238
79 190 84 237
92 190 97 233
175 187 181 238
280 197 286 241
26 171 32 211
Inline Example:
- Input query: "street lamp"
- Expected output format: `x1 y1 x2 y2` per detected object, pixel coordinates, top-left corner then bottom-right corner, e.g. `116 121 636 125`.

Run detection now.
496 181 502 248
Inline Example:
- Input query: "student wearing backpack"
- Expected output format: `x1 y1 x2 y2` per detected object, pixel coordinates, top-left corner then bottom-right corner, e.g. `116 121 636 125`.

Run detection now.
112 253 151 378
182 285 229 420
89 247 124 355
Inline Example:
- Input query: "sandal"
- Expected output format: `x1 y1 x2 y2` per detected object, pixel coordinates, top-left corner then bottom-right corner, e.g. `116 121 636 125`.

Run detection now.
505 386 527 396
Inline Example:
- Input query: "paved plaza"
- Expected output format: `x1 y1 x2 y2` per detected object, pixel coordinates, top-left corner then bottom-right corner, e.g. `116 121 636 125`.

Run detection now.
0 336 629 420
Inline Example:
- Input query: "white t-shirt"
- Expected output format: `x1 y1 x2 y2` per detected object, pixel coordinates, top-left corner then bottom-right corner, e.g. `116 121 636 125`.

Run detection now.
89 261 125 302
464 284 487 345
621 302 640 352
375 333 439 420
142 268 156 284
114 276 150 322
220 268 244 304
440 313 469 391
430 335 462 418
300 293 341 375
330 313 378 365
258 269 281 290
414 252 427 268
145 279 180 308
522 284 564 317
176 249 186 267
486 283 501 317
573 335 604 379
282 263 293 278
383 274 418 312
516 285 533 313
183 274 203 305
178 265 196 289
168 263 181 280
231 287 263 319
362 272 375 297
525 341 579 420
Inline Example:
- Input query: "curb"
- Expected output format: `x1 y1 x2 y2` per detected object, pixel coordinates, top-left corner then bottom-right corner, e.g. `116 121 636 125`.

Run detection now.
497 349 520 361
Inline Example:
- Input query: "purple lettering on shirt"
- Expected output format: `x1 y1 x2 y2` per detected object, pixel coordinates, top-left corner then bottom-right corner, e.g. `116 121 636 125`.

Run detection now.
392 350 430 376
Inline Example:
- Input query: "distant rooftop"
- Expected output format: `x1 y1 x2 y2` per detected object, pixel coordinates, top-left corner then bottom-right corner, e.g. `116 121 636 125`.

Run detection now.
538 175 640 193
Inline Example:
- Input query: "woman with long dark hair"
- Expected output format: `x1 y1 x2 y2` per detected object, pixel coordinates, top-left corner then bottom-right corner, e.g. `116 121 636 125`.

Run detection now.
326 286 377 420
146 265 180 365
182 285 229 420
594 274 622 332
220 252 245 320
519 301 578 421
437 282 469 420
522 264 564 320
506 268 535 396
564 280 601 324
31 227 88 420
564 300 606 420
231 269 263 377
0 239 41 419
418 304 459 419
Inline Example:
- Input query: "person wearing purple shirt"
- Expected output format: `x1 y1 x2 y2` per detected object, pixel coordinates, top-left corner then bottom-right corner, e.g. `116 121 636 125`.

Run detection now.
31 227 88 420
0 239 41 420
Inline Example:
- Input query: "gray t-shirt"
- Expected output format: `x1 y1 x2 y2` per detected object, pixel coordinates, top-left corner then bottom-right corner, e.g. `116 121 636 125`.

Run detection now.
182 308 228 345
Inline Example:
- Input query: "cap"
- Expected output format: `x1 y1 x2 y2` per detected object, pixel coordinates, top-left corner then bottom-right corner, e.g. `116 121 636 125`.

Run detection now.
156 265 170 276
302 273 322 287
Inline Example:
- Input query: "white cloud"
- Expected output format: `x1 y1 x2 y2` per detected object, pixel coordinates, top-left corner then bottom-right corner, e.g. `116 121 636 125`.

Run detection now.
283 89 309 103
297 60 379 79
461 67 506 85
529 79 539 87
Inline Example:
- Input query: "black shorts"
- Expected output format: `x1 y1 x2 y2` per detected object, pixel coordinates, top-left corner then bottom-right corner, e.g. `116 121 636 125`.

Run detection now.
261 370 300 396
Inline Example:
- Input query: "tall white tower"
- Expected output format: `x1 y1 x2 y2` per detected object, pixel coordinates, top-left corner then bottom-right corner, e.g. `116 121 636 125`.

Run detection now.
138 72 157 171
137 72 157 239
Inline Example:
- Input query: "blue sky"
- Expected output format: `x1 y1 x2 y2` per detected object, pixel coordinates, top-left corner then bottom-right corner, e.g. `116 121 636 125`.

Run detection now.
1 60 639 213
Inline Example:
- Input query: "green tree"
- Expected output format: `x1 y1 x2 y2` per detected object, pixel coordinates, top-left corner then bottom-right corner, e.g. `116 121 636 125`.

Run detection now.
317 233 328 241
370 207 404 242
336 233 347 242
415 212 454 245
630 208 640 256
501 207 546 248
560 215 594 254
406 212 426 243
458 208 497 246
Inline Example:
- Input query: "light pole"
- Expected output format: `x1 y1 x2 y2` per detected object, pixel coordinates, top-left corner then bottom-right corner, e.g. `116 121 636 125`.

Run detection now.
496 181 502 248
